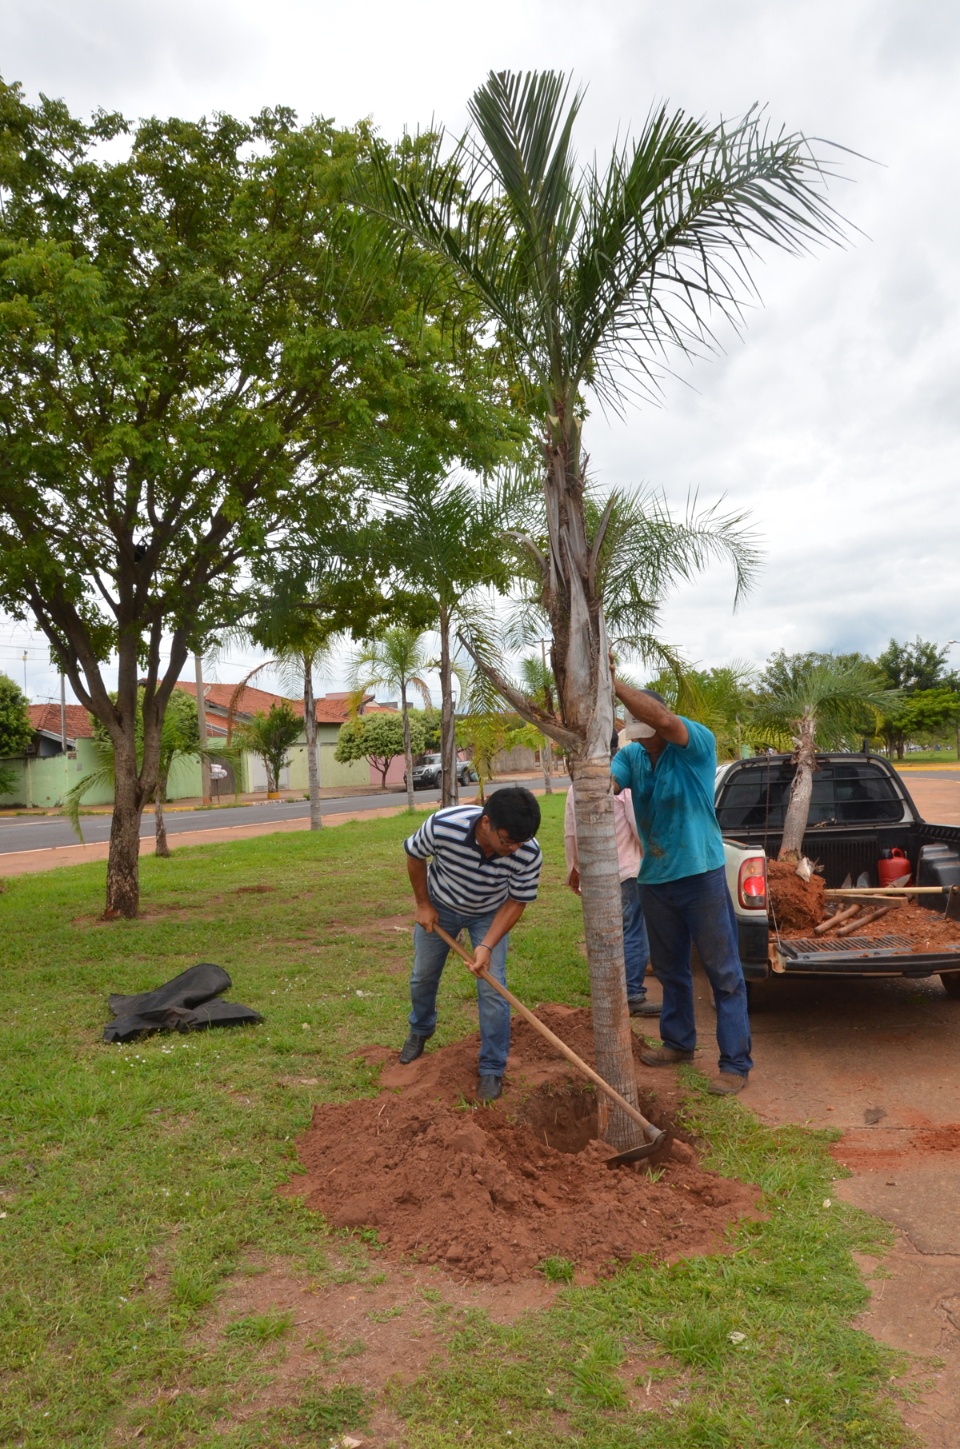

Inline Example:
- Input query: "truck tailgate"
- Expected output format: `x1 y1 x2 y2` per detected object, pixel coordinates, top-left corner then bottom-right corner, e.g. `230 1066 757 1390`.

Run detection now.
774 933 960 976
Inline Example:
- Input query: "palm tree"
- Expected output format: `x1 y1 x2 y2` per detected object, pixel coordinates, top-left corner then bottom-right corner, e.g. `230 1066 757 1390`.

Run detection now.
348 628 433 811
381 468 517 807
65 690 231 856
750 656 895 858
367 70 845 1148
517 651 557 792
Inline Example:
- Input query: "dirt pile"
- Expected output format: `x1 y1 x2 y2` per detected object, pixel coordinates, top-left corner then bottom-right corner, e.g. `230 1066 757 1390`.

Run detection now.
287 1006 761 1283
776 897 960 953
767 859 825 931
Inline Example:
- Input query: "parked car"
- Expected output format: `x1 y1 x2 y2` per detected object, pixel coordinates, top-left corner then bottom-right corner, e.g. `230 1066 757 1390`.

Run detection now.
718 752 960 995
406 753 478 790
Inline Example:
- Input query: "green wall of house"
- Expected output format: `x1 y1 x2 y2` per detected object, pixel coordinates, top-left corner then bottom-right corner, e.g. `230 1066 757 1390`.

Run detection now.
0 722 369 808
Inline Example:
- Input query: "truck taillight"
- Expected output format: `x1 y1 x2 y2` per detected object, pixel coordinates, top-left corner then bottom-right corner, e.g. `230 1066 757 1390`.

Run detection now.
738 856 767 910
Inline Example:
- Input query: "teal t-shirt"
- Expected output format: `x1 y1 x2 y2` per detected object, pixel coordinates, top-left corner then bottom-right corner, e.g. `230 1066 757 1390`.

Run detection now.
610 719 725 885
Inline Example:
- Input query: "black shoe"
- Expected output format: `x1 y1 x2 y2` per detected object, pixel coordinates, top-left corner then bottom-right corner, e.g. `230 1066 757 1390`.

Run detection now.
477 1074 502 1102
629 997 662 1017
399 1031 430 1064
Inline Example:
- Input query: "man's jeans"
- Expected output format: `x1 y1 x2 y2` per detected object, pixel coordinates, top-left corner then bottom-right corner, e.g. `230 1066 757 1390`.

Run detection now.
621 878 650 1002
409 901 510 1077
638 865 752 1077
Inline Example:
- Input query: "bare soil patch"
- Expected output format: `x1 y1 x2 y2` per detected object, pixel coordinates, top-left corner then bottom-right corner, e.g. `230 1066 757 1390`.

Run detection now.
767 860 825 932
286 1006 761 1283
195 1253 558 1441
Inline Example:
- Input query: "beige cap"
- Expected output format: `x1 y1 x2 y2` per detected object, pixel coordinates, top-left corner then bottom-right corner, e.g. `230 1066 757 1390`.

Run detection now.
623 711 656 740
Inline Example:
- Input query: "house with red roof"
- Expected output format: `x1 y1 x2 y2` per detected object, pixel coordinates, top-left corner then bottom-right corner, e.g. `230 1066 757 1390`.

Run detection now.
0 703 103 808
170 680 401 794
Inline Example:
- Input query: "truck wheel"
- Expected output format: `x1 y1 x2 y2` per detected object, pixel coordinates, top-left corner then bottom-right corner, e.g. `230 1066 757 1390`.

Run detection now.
940 972 960 999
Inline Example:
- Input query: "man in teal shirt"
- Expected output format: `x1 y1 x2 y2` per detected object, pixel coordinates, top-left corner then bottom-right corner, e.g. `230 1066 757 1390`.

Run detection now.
609 670 752 1094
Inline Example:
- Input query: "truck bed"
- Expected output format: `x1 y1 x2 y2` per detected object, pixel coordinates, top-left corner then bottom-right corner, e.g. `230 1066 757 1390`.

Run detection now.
716 753 960 984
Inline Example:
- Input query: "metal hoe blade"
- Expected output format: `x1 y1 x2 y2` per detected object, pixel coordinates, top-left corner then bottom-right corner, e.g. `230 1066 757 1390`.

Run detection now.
605 1127 673 1169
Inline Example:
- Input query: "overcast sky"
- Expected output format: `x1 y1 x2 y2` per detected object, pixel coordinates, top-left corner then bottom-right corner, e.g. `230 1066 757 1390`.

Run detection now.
3 0 959 705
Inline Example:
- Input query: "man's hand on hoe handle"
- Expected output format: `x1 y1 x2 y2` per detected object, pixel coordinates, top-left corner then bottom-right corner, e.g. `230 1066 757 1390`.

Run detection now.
414 900 439 933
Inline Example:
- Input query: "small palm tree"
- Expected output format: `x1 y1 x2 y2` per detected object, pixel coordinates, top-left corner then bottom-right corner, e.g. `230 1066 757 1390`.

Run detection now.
367 69 846 1148
348 628 433 811
234 702 303 797
750 656 896 858
65 690 229 856
383 468 517 807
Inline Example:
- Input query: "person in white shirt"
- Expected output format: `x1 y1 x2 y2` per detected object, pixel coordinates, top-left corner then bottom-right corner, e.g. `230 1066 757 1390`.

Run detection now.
563 728 660 1017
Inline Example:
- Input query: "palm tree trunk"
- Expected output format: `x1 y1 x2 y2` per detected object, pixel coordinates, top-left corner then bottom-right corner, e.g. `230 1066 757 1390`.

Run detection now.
401 684 415 812
154 774 171 858
779 708 816 859
543 430 640 1151
438 605 458 809
569 762 638 1148
303 657 322 831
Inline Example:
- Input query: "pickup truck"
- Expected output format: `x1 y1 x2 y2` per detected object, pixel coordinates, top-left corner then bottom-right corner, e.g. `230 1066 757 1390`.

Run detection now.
718 752 960 996
407 753 478 790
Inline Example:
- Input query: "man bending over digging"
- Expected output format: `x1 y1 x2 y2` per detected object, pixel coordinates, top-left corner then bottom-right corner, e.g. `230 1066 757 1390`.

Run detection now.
399 787 542 1102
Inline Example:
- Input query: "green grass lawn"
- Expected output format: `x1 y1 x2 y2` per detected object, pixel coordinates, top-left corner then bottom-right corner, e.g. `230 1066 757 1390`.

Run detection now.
0 798 919 1446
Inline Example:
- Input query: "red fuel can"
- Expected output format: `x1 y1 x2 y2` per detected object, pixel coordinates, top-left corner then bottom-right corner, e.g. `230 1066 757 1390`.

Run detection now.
878 847 912 887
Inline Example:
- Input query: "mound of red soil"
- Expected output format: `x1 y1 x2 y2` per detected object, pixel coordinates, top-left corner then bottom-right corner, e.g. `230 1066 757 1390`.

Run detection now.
286 1006 761 1283
776 897 960 953
767 859 825 932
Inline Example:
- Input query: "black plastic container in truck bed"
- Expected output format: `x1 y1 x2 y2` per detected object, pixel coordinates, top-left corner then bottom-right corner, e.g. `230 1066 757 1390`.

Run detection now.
714 752 960 991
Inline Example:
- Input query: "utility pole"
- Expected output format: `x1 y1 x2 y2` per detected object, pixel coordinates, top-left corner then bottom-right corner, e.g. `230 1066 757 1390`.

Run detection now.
60 672 67 753
194 653 212 805
21 650 27 696
539 637 553 794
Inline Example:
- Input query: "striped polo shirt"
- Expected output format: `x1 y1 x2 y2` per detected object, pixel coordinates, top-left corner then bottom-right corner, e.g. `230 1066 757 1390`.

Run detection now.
404 806 542 914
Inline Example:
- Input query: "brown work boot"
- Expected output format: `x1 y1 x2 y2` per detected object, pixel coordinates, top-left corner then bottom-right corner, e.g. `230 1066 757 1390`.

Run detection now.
708 1071 749 1096
640 1045 695 1067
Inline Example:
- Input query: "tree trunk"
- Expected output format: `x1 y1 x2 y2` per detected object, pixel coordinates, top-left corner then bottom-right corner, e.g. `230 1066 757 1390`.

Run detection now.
438 605 458 809
303 658 322 830
154 774 170 858
402 684 415 812
106 739 145 918
570 761 638 1147
543 429 640 1151
779 708 816 859
542 735 553 793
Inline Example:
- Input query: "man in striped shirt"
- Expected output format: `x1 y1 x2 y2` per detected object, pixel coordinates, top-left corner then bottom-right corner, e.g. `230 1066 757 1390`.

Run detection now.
400 787 542 1101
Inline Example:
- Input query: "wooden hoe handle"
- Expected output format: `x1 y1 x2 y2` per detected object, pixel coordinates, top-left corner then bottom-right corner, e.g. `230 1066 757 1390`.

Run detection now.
433 924 659 1142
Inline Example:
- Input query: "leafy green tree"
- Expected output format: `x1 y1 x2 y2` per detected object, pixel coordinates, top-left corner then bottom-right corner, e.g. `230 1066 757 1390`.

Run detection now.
877 637 957 694
750 656 896 858
0 82 501 918
235 703 302 796
879 688 960 760
335 711 426 790
367 69 842 1145
0 672 32 795
348 629 433 810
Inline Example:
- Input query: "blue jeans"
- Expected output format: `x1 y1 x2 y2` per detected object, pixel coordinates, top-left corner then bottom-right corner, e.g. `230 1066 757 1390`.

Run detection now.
638 866 752 1076
409 901 510 1077
621 878 650 1001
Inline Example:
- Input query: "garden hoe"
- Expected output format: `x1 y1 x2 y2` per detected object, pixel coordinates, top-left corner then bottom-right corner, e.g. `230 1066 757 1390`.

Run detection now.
433 925 672 1170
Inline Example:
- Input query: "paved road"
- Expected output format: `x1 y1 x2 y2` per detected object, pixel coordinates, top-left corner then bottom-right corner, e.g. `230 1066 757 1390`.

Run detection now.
0 777 569 856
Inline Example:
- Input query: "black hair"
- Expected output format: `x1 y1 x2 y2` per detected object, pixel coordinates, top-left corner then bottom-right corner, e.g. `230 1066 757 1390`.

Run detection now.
483 786 541 842
640 688 665 706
